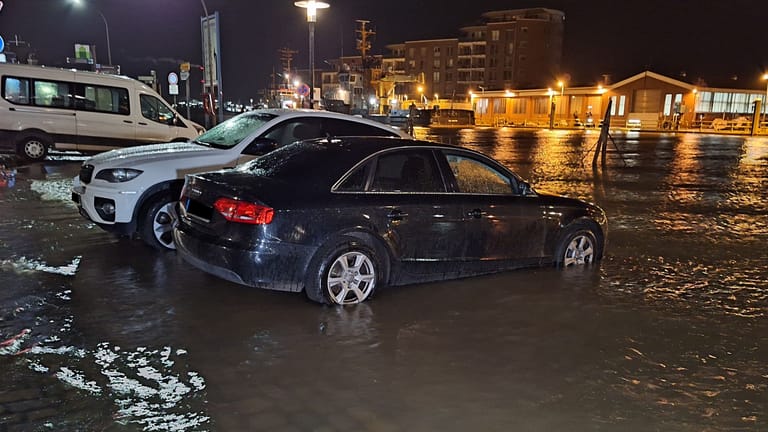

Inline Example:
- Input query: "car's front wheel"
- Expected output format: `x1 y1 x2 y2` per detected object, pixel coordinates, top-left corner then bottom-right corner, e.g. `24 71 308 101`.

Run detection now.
555 222 601 267
140 194 178 251
305 237 380 305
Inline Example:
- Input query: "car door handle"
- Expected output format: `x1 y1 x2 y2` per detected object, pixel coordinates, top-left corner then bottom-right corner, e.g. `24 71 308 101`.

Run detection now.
467 208 486 219
123 120 133 124
387 209 408 221
138 122 148 126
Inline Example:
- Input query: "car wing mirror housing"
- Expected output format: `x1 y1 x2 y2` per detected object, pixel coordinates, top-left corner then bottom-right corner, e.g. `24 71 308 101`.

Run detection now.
519 181 535 196
244 138 278 156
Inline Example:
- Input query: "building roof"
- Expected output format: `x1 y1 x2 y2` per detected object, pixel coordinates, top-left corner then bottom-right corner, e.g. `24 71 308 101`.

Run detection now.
608 71 694 91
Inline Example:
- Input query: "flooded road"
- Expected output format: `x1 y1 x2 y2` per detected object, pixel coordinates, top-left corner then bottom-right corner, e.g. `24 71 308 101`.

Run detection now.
1 129 766 431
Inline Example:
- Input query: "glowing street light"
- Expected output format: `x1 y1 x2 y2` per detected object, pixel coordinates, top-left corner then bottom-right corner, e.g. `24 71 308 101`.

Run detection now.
295 0 330 109
71 0 112 65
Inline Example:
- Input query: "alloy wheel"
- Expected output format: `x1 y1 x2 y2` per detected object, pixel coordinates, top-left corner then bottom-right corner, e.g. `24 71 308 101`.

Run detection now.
326 251 376 304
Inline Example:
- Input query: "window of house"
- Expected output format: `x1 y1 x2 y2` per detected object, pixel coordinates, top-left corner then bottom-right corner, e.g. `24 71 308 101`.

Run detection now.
491 30 500 41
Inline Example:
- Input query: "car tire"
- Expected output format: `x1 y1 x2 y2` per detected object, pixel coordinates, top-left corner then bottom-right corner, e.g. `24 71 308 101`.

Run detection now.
305 237 380 305
17 134 50 162
140 193 179 251
555 222 602 267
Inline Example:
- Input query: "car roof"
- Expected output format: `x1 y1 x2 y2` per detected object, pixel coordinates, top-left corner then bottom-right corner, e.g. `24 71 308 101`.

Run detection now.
246 108 410 133
249 136 488 182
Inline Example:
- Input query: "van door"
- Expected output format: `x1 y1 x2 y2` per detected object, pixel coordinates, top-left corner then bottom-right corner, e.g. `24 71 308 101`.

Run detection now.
73 83 135 152
136 93 187 144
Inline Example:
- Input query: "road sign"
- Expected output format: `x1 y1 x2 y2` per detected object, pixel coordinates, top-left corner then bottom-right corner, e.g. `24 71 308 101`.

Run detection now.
169 84 179 95
0 36 4 53
180 62 190 73
180 71 190 81
297 83 311 97
168 72 179 85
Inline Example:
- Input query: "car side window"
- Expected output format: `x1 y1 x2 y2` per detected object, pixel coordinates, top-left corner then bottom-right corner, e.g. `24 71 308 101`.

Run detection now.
370 150 444 192
443 152 512 194
322 118 397 137
140 94 175 124
335 161 372 192
261 118 323 147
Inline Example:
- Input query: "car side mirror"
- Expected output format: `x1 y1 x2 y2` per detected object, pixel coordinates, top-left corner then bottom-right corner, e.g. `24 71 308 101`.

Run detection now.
519 181 534 196
243 138 278 156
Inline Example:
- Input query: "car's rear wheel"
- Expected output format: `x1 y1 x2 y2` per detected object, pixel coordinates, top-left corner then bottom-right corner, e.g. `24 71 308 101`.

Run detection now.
555 222 601 267
305 237 380 305
140 194 178 251
17 134 50 162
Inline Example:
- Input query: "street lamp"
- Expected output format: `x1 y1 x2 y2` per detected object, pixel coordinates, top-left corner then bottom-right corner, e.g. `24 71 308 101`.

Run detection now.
417 85 423 105
295 0 330 109
71 0 112 66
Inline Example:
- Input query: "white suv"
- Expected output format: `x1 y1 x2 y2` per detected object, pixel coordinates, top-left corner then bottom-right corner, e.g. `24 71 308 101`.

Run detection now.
71 109 411 250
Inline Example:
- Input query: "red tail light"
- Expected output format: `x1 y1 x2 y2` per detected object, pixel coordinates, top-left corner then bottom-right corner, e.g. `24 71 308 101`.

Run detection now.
213 197 274 224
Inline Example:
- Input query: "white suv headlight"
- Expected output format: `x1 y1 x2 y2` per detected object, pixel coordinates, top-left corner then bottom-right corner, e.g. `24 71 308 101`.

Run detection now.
95 168 143 183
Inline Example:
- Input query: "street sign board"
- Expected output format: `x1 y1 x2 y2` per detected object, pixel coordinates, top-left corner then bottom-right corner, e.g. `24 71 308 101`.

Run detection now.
168 72 179 85
297 83 311 97
180 71 190 81
0 36 4 53
169 84 179 95
180 62 190 72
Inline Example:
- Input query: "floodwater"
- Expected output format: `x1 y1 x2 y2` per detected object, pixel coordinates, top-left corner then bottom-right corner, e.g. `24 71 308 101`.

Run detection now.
0 129 766 431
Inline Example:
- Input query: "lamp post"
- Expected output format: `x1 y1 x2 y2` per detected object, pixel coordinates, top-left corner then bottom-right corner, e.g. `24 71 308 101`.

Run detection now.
557 80 565 125
72 0 112 66
295 0 330 109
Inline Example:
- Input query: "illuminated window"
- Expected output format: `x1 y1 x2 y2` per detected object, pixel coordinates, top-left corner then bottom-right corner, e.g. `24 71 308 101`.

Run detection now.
618 95 626 116
663 94 672 116
511 98 526 114
697 91 713 112
610 96 617 115
534 97 549 114
491 30 500 41
493 98 506 114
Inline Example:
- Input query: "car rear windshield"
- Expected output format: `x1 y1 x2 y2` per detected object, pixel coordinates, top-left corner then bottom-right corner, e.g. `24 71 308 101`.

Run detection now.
195 112 277 149
238 141 331 179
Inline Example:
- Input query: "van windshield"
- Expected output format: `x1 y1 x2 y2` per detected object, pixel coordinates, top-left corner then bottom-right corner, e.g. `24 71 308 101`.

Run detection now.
194 112 277 149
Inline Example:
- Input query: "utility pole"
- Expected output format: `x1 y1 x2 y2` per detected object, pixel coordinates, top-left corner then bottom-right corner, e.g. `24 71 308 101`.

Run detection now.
355 20 375 111
278 47 298 88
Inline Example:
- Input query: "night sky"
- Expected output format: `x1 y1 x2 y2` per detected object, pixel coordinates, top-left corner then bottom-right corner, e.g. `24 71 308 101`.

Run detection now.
1 0 767 102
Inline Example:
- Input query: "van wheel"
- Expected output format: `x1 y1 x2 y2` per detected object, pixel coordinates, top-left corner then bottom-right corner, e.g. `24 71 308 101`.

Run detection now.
17 134 50 162
140 193 178 251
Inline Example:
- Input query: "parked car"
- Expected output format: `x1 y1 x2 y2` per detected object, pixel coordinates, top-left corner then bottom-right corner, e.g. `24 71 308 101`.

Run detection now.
71 109 411 250
173 137 608 305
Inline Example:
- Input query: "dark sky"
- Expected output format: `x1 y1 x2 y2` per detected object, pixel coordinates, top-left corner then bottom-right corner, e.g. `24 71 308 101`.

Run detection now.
2 0 767 102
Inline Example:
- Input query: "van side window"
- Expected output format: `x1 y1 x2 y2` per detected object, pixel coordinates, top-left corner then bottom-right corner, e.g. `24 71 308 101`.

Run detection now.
140 94 175 124
2 77 31 105
76 84 130 115
33 80 72 108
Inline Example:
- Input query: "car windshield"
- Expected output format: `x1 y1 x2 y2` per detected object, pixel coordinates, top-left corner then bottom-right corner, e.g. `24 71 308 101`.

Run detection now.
194 112 277 149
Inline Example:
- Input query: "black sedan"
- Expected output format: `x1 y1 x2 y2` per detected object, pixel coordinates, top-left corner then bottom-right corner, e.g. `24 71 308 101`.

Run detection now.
173 137 607 305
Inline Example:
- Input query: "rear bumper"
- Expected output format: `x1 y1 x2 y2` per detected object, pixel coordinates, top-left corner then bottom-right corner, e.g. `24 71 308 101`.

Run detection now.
173 227 314 293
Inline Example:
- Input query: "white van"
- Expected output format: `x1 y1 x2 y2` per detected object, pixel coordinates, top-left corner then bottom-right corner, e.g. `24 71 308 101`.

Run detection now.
0 63 204 161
